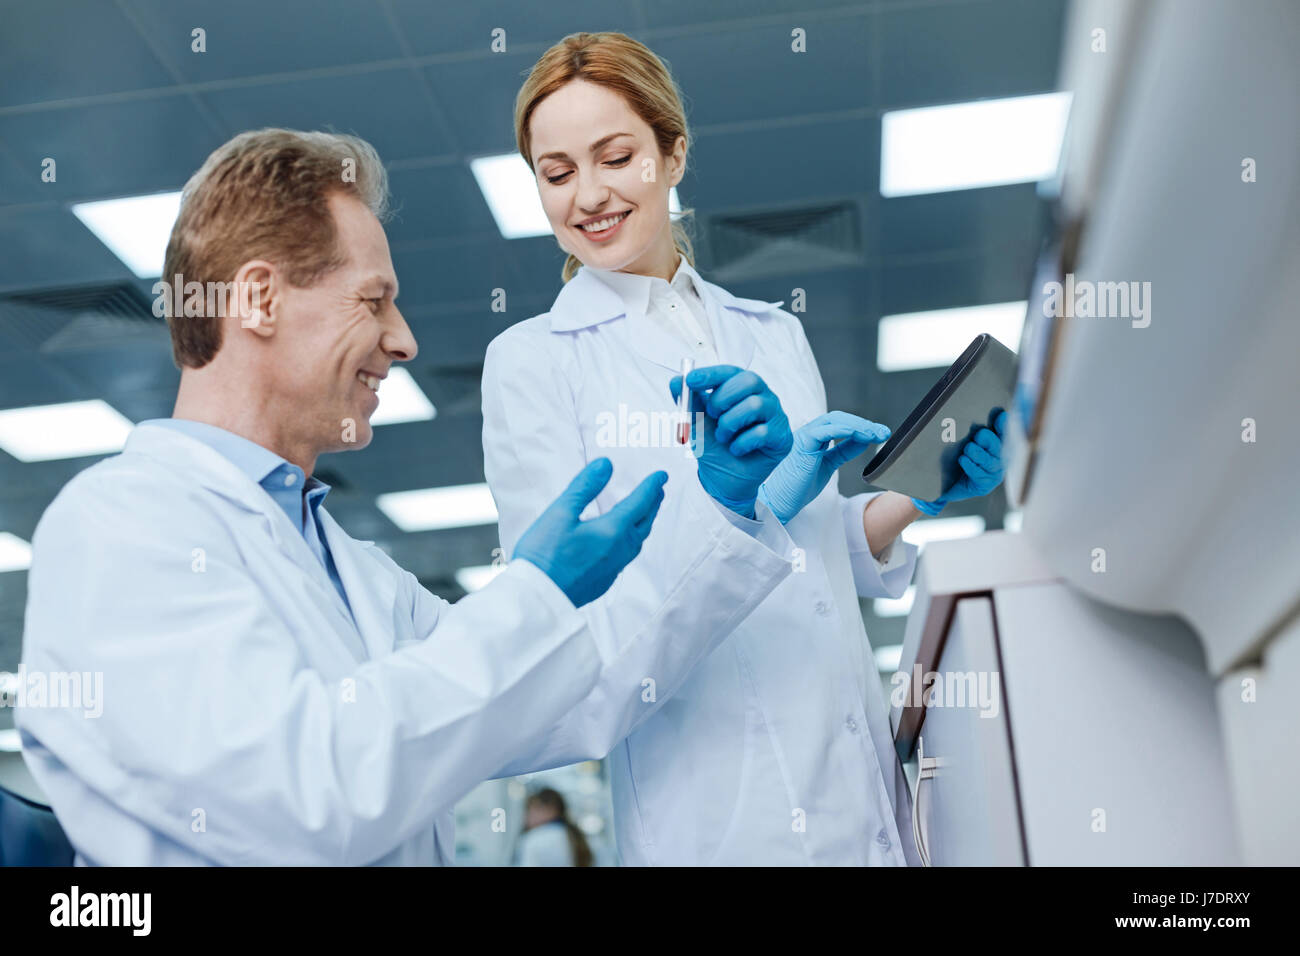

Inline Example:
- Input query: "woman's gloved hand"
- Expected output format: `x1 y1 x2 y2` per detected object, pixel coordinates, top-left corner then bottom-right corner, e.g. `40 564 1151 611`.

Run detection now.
757 412 892 524
669 365 793 519
513 458 667 607
912 409 1008 516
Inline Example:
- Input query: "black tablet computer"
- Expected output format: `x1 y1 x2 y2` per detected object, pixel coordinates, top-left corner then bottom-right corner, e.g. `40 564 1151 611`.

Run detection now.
861 333 1017 502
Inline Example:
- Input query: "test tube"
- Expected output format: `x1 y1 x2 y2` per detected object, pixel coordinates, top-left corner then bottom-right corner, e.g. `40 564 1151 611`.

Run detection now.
676 357 695 444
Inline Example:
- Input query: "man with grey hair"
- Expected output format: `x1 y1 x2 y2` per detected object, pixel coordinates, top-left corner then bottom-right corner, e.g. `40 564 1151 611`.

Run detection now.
16 128 796 865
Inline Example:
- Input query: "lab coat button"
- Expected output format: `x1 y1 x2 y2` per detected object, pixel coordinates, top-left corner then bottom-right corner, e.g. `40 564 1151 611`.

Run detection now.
876 828 890 849
814 600 829 615
845 716 859 733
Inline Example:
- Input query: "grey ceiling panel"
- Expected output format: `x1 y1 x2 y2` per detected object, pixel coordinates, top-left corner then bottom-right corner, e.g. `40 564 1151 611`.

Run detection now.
0 97 220 201
423 51 539 155
879 247 1037 316
879 182 1045 259
0 0 174 109
879 0 1066 108
124 0 405 83
385 164 501 244
202 68 452 162
651 15 875 126
499 238 568 299
385 0 640 57
689 117 880 220
0 207 133 293
0 352 82 408
640 0 871 31
389 237 516 311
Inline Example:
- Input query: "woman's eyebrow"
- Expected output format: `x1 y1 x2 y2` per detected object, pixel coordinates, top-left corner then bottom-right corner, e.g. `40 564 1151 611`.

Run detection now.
536 131 633 163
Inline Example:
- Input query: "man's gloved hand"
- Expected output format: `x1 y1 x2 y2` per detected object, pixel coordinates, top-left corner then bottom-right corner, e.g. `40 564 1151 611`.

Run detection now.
513 458 667 607
669 365 793 519
758 411 892 524
912 409 1008 516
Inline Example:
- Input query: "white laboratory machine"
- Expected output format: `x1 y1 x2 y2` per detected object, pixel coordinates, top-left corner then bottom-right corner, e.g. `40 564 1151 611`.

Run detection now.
892 0 1300 866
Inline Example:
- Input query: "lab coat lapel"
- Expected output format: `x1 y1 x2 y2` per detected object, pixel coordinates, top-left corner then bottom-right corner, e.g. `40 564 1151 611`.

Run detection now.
316 509 399 661
705 294 756 370
700 281 786 370
123 424 367 656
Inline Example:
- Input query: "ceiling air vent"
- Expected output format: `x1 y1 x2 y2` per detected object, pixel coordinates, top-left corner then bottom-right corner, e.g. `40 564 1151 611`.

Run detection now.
705 201 862 281
0 282 164 353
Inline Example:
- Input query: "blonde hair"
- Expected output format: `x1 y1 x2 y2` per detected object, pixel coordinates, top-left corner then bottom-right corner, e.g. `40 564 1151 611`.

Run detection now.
162 128 389 368
514 32 694 282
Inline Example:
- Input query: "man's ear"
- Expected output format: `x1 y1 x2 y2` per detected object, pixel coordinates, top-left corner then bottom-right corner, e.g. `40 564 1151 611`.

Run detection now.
233 261 276 339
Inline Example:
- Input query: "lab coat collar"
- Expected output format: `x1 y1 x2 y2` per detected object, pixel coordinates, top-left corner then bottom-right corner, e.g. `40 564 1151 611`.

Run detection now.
121 422 386 661
548 265 784 373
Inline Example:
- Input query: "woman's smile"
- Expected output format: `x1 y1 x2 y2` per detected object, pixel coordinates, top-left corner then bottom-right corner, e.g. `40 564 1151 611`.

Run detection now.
574 209 632 242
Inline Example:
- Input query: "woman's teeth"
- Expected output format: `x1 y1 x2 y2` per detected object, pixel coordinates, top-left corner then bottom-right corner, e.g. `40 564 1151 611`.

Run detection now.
579 211 630 233
357 372 381 392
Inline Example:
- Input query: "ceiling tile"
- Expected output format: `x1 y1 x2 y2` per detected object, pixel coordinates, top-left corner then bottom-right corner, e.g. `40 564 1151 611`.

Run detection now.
0 97 221 200
0 0 174 109
651 15 874 126
879 0 1066 108
203 68 452 162
386 0 640 57
124 0 404 82
0 206 133 292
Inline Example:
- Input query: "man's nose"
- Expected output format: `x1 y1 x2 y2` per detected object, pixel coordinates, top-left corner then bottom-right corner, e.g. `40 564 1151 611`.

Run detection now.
382 305 418 362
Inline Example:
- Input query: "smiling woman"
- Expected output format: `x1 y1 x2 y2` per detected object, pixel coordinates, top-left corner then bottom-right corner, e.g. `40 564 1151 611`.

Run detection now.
477 31 994 868
514 33 693 282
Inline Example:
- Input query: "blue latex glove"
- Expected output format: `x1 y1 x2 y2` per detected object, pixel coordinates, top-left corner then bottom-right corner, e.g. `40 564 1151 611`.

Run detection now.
758 411 893 524
759 408 899 520
912 409 1008 516
668 365 793 519
513 458 667 607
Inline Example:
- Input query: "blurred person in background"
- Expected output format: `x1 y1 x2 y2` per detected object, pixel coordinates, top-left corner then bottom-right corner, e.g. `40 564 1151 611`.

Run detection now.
518 788 594 867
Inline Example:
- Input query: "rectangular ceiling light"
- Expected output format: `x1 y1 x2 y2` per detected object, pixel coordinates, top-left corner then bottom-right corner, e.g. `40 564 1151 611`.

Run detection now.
877 301 1025 372
0 532 33 573
880 91 1072 197
370 367 437 427
471 153 680 239
901 515 986 551
376 483 498 532
454 564 506 593
71 191 182 278
0 399 133 462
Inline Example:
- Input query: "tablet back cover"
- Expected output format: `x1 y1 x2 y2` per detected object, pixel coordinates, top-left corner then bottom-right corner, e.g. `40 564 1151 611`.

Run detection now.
861 334 1017 501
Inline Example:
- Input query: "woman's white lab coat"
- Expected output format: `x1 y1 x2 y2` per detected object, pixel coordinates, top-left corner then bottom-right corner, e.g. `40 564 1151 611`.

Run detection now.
16 422 792 865
482 265 922 865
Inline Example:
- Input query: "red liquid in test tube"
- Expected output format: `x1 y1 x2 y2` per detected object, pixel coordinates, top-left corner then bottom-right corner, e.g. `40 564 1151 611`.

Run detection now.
677 357 694 444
